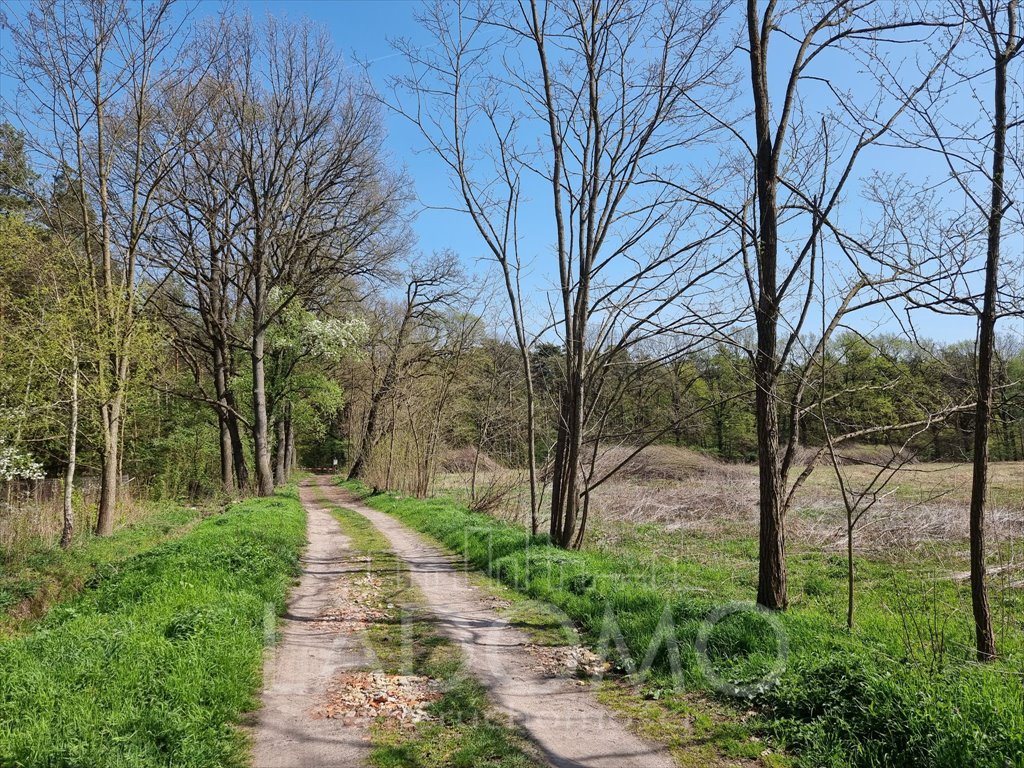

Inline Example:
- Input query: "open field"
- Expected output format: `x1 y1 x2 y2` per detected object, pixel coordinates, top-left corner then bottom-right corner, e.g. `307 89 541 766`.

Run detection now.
435 446 1024 554
420 448 1024 766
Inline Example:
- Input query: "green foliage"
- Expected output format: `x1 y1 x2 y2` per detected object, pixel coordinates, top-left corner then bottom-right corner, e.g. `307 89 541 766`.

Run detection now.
0 123 35 215
0 490 305 767
0 500 200 631
343 481 1024 768
137 402 224 501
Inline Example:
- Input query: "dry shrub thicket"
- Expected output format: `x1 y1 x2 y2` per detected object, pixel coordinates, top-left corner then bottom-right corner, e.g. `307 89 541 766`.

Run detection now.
0 477 141 552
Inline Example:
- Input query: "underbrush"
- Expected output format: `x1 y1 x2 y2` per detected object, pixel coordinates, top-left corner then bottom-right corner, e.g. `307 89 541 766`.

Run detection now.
0 488 305 767
342 481 1024 768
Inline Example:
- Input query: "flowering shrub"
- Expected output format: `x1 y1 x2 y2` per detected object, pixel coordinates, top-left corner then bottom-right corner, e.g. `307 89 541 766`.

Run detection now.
0 443 45 482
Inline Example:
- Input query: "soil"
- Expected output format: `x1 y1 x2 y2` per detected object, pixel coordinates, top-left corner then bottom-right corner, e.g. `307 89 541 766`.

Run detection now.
249 484 376 768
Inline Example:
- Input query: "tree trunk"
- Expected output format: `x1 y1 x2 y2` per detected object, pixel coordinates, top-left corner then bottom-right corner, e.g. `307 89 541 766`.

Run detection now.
968 21 1013 661
549 377 583 548
846 521 855 630
213 345 234 492
252 330 275 496
218 414 233 491
286 414 296 472
524 375 540 536
274 417 287 485
754 371 787 609
61 362 79 550
225 388 249 491
748 0 787 610
95 395 121 536
349 384 389 481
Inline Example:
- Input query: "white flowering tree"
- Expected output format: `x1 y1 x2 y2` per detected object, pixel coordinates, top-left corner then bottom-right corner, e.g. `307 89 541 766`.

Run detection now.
0 442 45 483
265 293 368 483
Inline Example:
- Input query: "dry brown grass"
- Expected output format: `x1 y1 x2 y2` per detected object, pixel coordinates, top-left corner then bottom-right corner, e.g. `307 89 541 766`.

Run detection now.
588 444 721 482
0 477 146 554
432 450 1024 559
440 446 505 474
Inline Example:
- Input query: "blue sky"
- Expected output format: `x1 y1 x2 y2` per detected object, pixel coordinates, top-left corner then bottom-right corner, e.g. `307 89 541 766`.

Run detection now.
4 0 1013 344
245 0 494 277
238 0 992 343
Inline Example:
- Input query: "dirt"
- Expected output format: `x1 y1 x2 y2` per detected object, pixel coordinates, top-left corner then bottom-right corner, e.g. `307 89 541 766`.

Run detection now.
317 476 678 768
249 485 376 768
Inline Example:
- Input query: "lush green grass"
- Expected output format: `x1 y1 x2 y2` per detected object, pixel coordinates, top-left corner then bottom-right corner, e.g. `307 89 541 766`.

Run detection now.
317 493 543 768
0 488 305 768
340 480 1024 768
0 502 203 632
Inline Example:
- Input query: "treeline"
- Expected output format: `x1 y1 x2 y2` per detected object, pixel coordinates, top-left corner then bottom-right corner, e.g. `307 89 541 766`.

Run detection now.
0 4 404 547
339 324 1024 491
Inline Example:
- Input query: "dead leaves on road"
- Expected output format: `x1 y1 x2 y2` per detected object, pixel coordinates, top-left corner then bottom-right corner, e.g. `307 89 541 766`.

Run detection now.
313 671 443 726
526 643 610 679
314 567 393 633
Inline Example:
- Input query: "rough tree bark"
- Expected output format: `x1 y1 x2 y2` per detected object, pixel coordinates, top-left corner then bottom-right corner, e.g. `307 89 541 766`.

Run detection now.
251 325 275 496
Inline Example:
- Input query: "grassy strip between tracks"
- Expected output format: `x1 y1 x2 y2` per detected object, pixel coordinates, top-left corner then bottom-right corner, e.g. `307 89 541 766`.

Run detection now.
318 492 543 768
340 480 1024 768
0 487 306 768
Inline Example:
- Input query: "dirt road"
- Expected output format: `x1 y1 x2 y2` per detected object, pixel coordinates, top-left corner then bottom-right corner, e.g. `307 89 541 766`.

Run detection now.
314 476 676 768
249 484 374 767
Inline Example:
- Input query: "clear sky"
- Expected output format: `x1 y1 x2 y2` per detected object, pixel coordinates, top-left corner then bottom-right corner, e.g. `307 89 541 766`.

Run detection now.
3 0 1015 344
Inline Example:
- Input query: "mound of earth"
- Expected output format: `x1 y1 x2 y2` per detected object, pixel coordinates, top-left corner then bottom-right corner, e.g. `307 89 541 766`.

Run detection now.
792 441 919 467
590 444 720 482
440 446 505 473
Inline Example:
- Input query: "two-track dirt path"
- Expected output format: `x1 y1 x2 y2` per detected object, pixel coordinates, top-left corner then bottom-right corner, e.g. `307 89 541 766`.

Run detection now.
250 483 374 768
314 475 676 768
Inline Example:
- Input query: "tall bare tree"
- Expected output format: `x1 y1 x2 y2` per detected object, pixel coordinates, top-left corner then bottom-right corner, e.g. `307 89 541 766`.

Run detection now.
348 253 466 482
965 0 1022 662
896 0 1024 659
218 14 407 495
725 0 958 608
147 27 252 494
393 0 734 547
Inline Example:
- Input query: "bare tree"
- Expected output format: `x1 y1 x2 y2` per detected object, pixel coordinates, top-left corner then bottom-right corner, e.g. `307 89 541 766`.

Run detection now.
715 0 959 608
392 0 734 547
821 412 940 629
219 14 407 495
347 253 467 482
147 26 253 494
966 0 1022 662
896 0 1024 659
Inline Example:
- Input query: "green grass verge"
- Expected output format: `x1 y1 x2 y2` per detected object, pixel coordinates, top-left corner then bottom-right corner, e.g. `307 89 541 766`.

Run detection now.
317 494 543 768
0 488 306 767
340 480 1024 768
0 502 204 632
